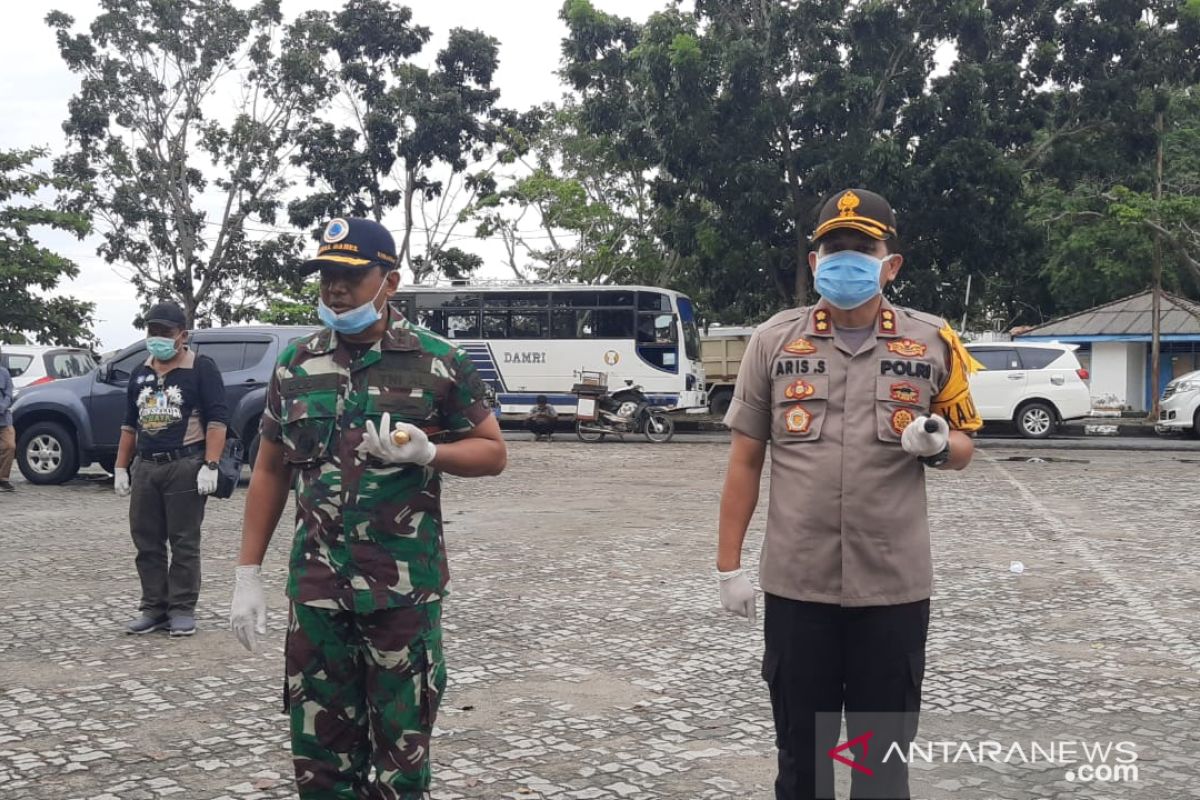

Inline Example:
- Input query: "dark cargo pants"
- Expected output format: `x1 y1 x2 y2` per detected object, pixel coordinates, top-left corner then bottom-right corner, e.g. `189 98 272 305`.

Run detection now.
129 455 206 617
286 601 446 800
763 593 930 800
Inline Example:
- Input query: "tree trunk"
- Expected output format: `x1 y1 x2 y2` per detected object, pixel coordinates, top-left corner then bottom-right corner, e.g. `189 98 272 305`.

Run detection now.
399 164 416 281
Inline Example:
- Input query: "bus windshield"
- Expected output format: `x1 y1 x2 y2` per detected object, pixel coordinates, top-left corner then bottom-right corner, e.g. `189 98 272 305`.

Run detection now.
676 296 701 362
393 284 709 415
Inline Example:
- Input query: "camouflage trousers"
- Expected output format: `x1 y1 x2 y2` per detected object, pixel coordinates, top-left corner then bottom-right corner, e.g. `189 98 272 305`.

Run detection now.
285 601 446 800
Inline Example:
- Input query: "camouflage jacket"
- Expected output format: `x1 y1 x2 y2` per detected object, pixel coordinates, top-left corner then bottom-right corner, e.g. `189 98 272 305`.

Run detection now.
260 309 491 612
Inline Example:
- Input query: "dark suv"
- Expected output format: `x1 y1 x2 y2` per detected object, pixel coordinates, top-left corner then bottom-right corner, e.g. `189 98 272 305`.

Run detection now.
12 325 319 485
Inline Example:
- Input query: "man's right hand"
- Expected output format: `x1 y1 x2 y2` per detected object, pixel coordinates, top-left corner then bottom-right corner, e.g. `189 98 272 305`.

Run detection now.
718 568 757 623
113 467 131 497
229 565 267 652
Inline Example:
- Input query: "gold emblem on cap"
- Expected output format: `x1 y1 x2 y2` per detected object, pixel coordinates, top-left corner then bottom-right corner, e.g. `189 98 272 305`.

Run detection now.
837 190 861 218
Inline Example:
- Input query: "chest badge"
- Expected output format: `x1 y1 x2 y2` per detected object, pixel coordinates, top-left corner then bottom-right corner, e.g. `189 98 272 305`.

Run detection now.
889 381 921 404
785 405 814 434
782 338 818 356
891 407 917 434
783 379 816 400
887 338 927 357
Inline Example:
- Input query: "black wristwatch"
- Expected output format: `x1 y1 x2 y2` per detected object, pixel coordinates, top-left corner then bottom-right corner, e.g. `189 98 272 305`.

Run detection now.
918 446 951 469
204 460 219 471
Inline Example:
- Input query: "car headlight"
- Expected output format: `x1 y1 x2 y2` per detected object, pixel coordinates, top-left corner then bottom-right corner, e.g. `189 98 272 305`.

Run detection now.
1174 380 1200 393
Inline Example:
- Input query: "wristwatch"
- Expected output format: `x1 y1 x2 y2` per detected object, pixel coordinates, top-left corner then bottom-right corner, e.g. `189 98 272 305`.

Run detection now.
918 446 951 469
204 460 219 471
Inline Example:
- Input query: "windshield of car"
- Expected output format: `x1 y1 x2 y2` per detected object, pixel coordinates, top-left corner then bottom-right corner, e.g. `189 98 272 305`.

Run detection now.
1 354 34 377
45 350 97 378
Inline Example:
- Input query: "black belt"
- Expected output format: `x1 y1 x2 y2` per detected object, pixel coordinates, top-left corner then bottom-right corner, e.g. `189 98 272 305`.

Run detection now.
140 443 205 463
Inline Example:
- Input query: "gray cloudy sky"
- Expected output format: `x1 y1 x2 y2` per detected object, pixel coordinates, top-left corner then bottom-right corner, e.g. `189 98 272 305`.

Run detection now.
1 0 664 350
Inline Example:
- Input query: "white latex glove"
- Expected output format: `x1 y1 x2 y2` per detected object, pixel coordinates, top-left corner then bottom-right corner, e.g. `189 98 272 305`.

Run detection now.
718 568 757 623
900 413 950 458
360 413 437 466
196 464 219 496
114 467 131 497
229 565 267 653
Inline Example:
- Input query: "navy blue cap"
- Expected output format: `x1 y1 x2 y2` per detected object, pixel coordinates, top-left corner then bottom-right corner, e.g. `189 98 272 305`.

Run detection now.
145 301 187 329
301 217 398 274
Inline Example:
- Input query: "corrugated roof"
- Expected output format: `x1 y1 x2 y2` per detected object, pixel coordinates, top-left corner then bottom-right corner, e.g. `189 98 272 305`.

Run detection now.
1018 290 1200 337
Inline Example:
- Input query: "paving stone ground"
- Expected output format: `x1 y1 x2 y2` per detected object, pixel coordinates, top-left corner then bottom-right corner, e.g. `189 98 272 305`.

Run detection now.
1 440 1198 799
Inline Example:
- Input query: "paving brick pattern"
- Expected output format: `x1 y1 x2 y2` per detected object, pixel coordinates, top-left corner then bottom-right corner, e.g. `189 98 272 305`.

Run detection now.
1 441 1197 799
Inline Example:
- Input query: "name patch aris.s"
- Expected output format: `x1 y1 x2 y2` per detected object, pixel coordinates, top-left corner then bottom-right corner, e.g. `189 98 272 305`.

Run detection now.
774 359 827 377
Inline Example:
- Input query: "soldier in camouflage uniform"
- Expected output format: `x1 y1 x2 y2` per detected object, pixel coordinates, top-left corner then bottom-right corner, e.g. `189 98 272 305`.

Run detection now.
229 217 507 799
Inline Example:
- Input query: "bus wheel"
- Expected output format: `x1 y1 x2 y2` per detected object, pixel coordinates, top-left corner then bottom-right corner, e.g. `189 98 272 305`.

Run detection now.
643 412 675 443
575 421 605 443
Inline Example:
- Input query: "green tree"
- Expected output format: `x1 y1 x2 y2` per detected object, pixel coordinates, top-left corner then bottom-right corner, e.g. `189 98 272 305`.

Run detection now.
1027 3 1200 315
559 0 1051 324
48 0 332 326
260 279 319 326
288 0 507 283
0 148 95 346
470 102 674 285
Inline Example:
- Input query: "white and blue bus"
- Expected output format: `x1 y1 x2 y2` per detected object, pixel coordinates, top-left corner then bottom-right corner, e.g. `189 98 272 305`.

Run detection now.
392 284 707 415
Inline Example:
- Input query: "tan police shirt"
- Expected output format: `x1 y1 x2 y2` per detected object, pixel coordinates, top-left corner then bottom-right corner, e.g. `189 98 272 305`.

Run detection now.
724 299 982 607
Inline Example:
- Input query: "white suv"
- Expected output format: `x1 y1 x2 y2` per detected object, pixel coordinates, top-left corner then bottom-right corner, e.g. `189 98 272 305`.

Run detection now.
1156 369 1200 438
965 342 1093 438
1 345 97 395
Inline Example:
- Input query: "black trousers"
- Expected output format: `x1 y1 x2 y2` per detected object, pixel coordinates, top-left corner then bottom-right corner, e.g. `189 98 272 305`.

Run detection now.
763 593 930 800
129 455 207 617
526 418 555 436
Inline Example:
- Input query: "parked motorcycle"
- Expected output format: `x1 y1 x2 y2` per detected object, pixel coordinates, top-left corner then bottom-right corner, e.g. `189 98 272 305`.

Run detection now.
572 374 675 443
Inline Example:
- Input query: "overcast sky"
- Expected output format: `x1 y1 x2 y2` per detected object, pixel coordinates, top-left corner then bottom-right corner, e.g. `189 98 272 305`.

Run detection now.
1 0 670 350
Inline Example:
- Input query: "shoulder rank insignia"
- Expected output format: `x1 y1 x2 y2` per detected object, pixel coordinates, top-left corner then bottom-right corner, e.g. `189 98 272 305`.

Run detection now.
879 308 897 334
889 381 921 404
887 338 927 357
813 308 831 333
783 338 818 355
891 407 916 434
784 379 816 400
785 405 814 434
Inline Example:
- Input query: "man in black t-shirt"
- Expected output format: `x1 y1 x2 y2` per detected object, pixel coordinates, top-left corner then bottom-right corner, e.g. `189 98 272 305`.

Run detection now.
113 301 228 637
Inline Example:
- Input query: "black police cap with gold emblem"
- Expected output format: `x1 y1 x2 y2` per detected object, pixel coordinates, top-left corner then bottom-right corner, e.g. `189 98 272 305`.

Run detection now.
300 217 399 275
811 188 898 242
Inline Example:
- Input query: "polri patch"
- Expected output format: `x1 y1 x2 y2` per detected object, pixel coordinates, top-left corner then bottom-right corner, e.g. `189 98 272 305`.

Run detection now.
784 379 816 400
887 338 927 357
891 407 917 434
785 405 814 434
890 381 921 405
880 359 932 379
782 338 818 355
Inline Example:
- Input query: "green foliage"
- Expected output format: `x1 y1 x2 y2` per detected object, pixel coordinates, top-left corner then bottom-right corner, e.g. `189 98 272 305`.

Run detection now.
260 280 320 326
0 148 95 346
288 0 507 283
48 0 329 326
553 0 1200 327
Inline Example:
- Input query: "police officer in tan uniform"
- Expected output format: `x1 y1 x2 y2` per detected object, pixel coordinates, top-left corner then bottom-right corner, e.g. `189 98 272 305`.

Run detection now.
716 189 982 800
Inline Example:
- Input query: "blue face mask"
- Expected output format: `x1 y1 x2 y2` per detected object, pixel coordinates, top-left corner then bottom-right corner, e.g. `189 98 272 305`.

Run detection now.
146 336 179 361
814 250 891 310
318 278 387 335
